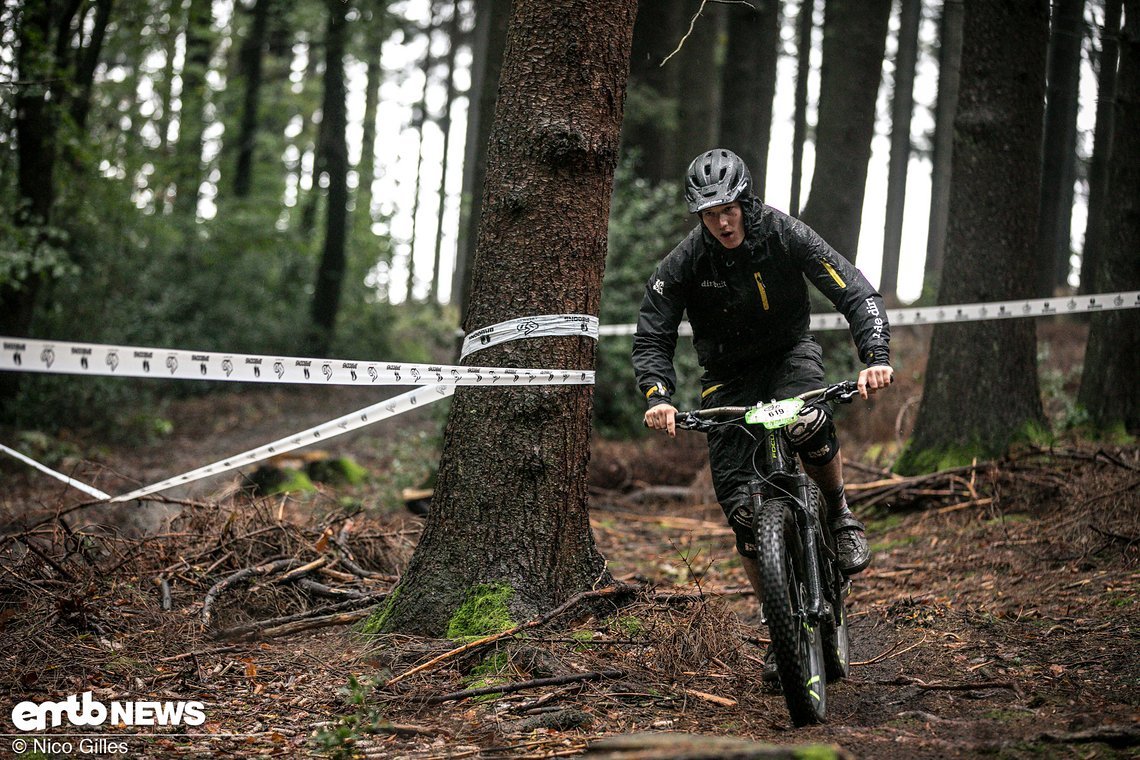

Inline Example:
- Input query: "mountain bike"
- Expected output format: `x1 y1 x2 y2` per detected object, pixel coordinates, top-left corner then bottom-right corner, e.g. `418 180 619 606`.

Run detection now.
674 379 860 726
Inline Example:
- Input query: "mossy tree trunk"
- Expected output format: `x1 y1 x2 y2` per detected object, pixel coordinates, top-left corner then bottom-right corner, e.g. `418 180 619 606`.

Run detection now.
377 0 637 636
896 0 1049 475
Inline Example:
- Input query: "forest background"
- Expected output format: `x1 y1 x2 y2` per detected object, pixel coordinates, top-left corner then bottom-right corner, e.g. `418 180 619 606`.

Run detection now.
1 0 1134 446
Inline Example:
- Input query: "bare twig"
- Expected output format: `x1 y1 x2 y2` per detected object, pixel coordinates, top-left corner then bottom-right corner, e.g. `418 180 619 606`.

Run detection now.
427 669 624 704
383 583 639 689
200 558 302 628
214 593 386 640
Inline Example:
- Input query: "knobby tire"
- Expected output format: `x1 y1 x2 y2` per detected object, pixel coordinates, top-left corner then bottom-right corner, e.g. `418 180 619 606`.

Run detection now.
755 496 828 726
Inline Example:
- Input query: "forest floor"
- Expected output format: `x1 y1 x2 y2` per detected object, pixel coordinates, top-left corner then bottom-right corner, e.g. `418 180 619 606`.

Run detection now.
1 322 1137 759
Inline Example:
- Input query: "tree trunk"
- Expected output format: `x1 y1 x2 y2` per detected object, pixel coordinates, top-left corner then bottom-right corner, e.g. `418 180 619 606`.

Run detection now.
798 0 893 262
452 0 510 323
1079 0 1122 295
924 0 964 294
356 6 387 237
622 0 686 185
307 0 350 356
0 0 81 405
405 5 438 302
789 0 815 218
1036 0 1086 296
431 0 462 306
69 0 113 132
896 0 1049 474
880 0 922 302
233 0 271 199
172 0 213 217
719 0 780 200
675 0 724 166
1078 0 1140 433
379 0 637 636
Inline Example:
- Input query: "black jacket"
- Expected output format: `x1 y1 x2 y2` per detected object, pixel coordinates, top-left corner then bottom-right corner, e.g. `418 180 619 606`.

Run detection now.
632 195 891 405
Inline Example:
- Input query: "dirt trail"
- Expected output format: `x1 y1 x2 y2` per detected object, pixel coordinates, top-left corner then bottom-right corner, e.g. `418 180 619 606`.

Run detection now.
1 324 1137 758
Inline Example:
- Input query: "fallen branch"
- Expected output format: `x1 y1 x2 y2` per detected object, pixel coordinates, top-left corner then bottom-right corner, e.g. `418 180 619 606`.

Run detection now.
200 558 303 628
295 577 369 599
1039 724 1140 748
384 583 639 690
427 669 624 704
214 593 386 640
683 688 736 707
250 609 372 640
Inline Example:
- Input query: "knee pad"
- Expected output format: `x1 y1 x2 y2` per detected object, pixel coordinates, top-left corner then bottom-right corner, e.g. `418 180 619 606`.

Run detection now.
786 402 839 466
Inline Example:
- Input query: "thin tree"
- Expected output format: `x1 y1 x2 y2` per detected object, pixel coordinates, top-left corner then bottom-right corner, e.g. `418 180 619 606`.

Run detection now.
356 3 389 237
880 0 922 303
376 0 638 635
789 0 814 217
622 0 686 185
897 0 1050 474
1078 0 1139 433
1 0 103 404
405 4 438 302
1079 0 1122 295
719 0 780 201
233 0 272 199
307 0 350 355
172 0 214 216
924 0 964 294
69 0 114 132
431 0 462 306
798 0 893 262
675 0 724 165
1036 0 1086 296
452 0 510 323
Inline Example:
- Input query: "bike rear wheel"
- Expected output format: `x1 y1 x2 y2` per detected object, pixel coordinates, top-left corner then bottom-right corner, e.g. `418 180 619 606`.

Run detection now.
755 497 827 726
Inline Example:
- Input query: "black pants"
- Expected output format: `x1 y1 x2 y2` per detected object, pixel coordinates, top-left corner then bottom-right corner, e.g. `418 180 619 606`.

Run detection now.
701 336 831 557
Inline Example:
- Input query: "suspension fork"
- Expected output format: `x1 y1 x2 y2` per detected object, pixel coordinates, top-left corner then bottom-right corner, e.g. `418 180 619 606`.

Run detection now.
755 429 827 623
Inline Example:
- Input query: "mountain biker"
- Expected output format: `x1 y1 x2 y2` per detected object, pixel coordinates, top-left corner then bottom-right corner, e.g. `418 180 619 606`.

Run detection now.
632 148 893 673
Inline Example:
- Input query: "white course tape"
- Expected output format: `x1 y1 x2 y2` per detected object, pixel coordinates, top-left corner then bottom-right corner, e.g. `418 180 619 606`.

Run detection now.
110 384 456 503
0 443 112 500
460 314 599 360
595 291 1140 337
0 337 593 386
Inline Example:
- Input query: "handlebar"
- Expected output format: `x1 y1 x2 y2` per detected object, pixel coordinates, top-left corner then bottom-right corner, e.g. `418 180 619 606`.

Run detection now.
674 379 860 432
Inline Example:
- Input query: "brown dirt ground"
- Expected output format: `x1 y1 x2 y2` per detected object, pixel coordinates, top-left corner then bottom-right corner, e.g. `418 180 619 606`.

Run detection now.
1 321 1137 759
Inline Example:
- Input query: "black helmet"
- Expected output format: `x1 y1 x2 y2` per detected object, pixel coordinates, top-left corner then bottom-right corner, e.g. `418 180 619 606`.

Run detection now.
684 148 752 214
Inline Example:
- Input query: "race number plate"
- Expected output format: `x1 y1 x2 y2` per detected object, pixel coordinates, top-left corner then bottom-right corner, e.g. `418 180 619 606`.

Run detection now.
745 397 805 429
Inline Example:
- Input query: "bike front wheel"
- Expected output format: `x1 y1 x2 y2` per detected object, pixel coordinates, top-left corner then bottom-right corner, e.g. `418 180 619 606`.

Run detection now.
755 497 827 726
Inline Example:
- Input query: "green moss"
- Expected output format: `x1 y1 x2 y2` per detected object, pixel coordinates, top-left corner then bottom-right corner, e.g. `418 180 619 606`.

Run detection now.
271 468 317 494
359 588 399 635
894 421 1054 476
612 615 645 638
793 746 844 760
307 456 369 485
446 583 516 640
